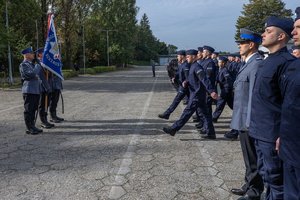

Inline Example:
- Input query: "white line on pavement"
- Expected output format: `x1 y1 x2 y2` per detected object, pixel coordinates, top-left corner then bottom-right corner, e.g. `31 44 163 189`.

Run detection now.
108 77 157 199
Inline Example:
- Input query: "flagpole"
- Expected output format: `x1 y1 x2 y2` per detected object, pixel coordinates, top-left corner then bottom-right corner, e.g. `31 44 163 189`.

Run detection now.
45 4 53 111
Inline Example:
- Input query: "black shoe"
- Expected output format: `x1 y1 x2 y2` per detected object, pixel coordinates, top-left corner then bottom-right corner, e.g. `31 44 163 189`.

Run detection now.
212 118 218 123
192 115 198 120
50 118 61 123
201 134 216 139
163 127 176 136
195 122 204 129
231 188 246 196
26 129 39 135
182 100 188 105
32 126 43 133
158 113 169 120
198 128 207 135
41 122 53 129
56 116 64 121
224 130 239 140
237 194 260 200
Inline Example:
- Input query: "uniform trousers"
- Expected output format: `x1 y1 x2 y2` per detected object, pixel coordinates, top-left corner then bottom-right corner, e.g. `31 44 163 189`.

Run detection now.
254 139 283 200
49 89 60 114
239 132 264 198
39 92 51 116
23 93 40 126
171 96 215 136
284 162 300 200
164 87 189 115
212 91 233 120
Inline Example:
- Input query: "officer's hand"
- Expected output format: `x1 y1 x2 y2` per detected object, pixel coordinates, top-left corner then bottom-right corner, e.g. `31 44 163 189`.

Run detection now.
182 81 188 88
171 78 175 83
275 137 280 154
210 92 218 100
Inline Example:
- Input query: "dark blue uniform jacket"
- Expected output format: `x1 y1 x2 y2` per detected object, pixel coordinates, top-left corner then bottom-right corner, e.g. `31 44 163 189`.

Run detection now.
279 59 300 168
249 47 296 142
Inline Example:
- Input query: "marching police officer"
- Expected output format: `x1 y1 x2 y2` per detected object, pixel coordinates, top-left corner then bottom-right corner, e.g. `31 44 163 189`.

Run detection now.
278 7 300 199
49 74 64 123
35 48 55 129
162 49 217 139
249 16 295 200
212 56 233 122
229 28 264 200
19 47 42 135
158 50 190 119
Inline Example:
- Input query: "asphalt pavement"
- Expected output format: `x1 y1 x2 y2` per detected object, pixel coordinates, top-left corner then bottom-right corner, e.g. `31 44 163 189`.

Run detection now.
0 66 245 200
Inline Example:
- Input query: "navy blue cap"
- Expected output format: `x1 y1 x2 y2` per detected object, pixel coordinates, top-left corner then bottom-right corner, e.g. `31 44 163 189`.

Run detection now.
186 49 198 55
236 28 262 44
265 16 294 38
212 51 219 55
218 56 228 62
35 48 44 54
295 7 300 22
21 47 34 55
197 47 203 52
202 45 215 53
177 50 186 56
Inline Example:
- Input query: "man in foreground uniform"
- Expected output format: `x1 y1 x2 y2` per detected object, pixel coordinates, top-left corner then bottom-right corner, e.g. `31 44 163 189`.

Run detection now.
162 49 217 139
19 47 42 135
230 28 264 200
249 16 295 200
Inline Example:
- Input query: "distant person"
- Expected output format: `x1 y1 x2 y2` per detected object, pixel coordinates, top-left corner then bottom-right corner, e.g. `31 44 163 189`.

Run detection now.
49 74 64 123
158 50 190 119
162 49 218 139
150 59 156 77
19 47 42 135
212 56 233 123
35 48 55 129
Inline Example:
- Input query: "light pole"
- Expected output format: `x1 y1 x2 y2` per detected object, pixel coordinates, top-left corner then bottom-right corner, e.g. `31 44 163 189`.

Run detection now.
5 0 13 84
99 29 117 66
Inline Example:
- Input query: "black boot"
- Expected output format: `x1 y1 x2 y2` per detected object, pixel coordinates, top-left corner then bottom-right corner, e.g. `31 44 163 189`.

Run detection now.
158 113 170 120
40 114 54 129
50 111 61 123
25 119 39 135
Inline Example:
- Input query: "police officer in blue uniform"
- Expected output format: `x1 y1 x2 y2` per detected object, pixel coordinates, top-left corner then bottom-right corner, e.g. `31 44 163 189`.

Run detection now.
19 47 42 135
162 49 218 139
158 50 190 119
35 48 55 129
249 16 295 200
278 7 300 199
212 56 233 122
229 28 264 200
195 45 218 135
49 74 64 123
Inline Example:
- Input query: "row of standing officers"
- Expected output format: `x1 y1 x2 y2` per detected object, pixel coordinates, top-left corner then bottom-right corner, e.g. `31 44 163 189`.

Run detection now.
19 47 64 135
159 9 300 200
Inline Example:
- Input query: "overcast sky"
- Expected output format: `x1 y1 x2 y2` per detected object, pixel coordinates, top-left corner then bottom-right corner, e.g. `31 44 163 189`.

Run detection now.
136 0 299 53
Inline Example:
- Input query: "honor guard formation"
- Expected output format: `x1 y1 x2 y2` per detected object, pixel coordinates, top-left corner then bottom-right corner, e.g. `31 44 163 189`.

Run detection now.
17 6 300 200
19 47 64 135
158 8 300 200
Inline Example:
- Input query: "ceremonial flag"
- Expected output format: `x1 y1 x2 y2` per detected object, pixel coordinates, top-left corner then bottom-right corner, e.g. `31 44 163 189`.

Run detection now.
42 14 64 80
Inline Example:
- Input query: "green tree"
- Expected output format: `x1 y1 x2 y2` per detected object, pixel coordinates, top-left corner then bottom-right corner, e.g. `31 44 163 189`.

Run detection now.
235 0 292 39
